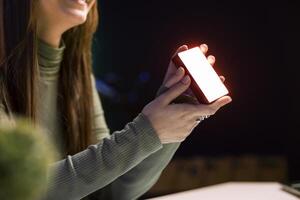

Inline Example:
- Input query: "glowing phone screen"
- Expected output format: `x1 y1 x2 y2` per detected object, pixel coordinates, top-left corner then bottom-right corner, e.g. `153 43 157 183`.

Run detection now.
178 47 229 103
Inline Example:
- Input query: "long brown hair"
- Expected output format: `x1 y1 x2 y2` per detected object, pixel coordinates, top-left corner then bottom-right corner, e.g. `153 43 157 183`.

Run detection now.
0 0 99 155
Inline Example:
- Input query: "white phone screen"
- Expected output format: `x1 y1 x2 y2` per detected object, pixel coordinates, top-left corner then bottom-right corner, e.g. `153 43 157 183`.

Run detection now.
178 47 229 103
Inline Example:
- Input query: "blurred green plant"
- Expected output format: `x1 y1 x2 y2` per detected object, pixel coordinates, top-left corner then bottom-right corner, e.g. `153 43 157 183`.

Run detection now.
0 119 56 200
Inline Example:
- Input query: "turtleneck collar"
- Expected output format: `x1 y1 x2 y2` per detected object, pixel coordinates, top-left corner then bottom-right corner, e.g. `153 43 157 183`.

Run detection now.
38 39 65 80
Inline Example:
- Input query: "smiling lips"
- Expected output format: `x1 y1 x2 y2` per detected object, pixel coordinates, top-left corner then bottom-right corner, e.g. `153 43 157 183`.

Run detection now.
80 0 92 4
72 0 89 7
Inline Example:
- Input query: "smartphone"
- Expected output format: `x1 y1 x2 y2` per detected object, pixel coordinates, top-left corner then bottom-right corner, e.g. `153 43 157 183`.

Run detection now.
172 47 229 104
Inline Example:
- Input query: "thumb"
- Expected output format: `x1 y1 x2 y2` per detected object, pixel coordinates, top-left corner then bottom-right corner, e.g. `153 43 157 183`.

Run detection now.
157 76 191 106
171 45 189 58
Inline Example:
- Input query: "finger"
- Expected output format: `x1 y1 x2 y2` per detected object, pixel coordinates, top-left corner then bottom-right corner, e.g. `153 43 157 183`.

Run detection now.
210 96 232 112
219 76 225 82
164 67 185 88
189 96 232 117
164 45 189 85
200 44 208 55
185 88 194 96
207 55 215 66
191 118 202 128
158 76 191 106
172 45 189 58
169 103 202 118
186 104 213 118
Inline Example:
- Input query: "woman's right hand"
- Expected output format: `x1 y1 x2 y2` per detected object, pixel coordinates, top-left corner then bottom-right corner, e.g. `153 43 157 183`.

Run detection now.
142 67 232 144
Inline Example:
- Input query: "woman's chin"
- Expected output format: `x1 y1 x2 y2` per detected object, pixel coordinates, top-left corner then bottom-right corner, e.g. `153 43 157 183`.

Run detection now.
65 9 88 26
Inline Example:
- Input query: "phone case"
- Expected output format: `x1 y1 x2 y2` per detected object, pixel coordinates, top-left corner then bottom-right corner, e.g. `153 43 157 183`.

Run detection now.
172 48 228 104
172 54 211 104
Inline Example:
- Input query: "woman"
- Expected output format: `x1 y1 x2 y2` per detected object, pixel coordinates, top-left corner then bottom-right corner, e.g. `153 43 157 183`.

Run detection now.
0 0 232 199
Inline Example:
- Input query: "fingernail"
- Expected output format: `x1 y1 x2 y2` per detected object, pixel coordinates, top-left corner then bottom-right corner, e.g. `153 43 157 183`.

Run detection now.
200 44 208 51
176 67 184 75
181 76 190 84
208 55 215 61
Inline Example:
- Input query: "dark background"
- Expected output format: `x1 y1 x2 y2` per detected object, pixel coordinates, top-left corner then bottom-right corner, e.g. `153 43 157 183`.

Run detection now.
92 0 300 182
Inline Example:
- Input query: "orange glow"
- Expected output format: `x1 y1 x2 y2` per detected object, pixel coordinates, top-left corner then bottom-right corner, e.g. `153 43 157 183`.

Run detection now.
178 47 229 103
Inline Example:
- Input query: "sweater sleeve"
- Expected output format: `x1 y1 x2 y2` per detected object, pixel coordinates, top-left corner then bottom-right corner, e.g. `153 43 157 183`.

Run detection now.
85 79 181 200
45 74 163 199
90 134 180 200
45 113 163 200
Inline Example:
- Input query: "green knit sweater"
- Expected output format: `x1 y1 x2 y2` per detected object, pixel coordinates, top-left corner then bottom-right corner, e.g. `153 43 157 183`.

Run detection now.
0 41 180 200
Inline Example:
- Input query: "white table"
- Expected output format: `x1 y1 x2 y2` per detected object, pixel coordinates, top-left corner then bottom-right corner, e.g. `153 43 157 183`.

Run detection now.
147 182 300 200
